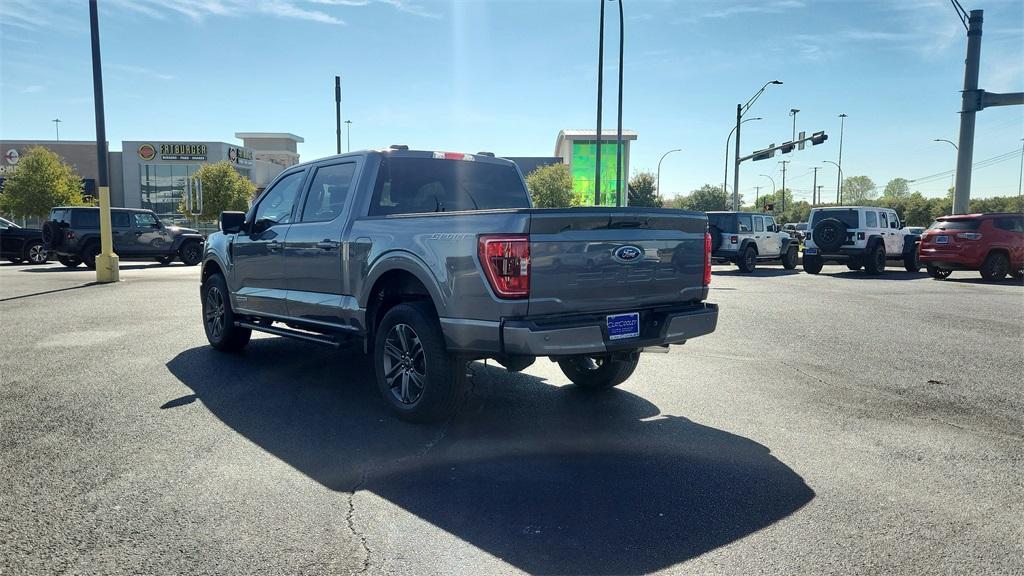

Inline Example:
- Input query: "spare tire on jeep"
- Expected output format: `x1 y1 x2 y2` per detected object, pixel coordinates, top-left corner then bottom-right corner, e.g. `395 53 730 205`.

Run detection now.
42 221 64 249
708 224 723 252
812 218 847 252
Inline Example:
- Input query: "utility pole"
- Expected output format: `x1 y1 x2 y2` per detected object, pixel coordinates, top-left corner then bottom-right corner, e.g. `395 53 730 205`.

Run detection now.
789 108 800 142
733 81 782 210
811 166 819 205
837 113 847 203
614 0 624 207
779 160 789 212
817 185 824 205
594 0 606 206
345 120 352 152
89 0 117 283
754 186 761 208
335 76 342 155
52 117 62 141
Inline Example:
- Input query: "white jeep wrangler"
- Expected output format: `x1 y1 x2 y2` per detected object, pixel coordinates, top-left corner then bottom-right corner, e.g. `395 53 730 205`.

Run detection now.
802 206 921 275
707 211 800 273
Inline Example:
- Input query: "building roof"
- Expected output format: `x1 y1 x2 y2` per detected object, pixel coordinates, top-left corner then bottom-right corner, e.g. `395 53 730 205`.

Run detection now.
234 132 305 143
554 130 637 157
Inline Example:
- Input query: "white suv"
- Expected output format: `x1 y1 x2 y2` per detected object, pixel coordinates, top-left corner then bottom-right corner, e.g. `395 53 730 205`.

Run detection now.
707 211 800 273
803 206 920 275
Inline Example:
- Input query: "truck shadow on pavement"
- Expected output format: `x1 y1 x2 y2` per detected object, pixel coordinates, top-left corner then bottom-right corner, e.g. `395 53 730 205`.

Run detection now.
713 267 801 277
166 340 815 575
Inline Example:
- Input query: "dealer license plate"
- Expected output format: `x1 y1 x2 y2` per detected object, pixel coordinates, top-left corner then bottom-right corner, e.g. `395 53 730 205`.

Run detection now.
607 312 640 340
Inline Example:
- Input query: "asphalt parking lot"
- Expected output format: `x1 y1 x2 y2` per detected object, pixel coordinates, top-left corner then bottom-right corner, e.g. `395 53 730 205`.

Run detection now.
1 261 1022 575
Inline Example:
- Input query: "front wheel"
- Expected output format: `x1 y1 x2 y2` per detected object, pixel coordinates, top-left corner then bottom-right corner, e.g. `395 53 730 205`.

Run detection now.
979 252 1009 281
179 241 203 266
202 273 251 352
781 246 798 270
7 257 21 264
557 351 640 389
927 264 952 280
803 255 823 274
374 302 466 423
25 241 48 265
156 255 175 266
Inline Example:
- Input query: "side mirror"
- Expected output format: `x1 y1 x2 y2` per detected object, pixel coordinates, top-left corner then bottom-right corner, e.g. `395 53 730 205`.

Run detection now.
220 211 246 234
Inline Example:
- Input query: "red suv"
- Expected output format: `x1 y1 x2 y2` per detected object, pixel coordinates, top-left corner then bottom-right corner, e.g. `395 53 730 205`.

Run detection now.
918 213 1024 281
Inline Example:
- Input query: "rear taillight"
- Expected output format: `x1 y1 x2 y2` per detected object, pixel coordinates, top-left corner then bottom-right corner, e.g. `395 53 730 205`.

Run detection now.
478 235 529 299
857 232 865 240
66 231 75 240
956 232 982 240
704 232 712 286
730 235 738 244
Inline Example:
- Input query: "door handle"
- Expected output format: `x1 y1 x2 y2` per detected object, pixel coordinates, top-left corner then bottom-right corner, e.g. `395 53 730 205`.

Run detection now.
316 241 340 250
267 241 282 252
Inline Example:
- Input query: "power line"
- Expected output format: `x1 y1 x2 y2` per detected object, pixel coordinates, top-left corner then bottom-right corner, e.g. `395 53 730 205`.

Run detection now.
909 148 1022 184
949 0 969 31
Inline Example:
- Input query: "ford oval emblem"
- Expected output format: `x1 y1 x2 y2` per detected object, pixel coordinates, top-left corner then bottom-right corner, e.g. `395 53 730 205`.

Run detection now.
613 245 644 263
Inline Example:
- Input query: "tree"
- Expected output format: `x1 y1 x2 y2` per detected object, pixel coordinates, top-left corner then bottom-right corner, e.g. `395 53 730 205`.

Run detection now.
882 178 910 200
180 161 254 220
842 176 877 204
671 184 731 212
751 188 794 212
627 171 661 207
525 163 577 208
0 146 86 218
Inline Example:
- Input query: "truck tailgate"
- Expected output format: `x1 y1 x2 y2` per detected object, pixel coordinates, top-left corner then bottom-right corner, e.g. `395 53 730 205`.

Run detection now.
527 209 707 316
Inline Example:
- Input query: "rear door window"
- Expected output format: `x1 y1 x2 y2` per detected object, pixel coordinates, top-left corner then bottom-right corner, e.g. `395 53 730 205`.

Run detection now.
737 214 752 232
111 212 130 228
72 210 99 228
301 162 356 223
865 211 877 228
753 216 764 232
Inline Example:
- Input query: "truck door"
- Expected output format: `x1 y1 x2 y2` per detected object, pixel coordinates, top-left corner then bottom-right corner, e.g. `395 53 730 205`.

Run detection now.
231 169 306 316
283 160 360 326
763 216 782 256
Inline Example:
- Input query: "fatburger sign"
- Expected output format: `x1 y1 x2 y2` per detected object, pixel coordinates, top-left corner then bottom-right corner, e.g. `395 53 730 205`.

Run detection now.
138 144 156 161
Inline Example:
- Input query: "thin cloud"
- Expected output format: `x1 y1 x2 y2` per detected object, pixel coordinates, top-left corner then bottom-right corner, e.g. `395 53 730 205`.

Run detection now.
107 64 176 81
310 0 441 18
697 0 805 20
20 85 44 94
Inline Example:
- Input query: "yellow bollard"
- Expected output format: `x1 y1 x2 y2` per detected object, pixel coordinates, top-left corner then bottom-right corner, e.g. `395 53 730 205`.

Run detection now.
94 185 119 283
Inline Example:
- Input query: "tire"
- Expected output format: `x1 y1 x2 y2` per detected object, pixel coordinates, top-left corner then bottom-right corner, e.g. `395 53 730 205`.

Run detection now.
979 252 1009 281
803 255 823 274
374 302 466 423
812 218 847 252
903 248 921 273
7 257 22 264
927 264 952 280
24 241 48 265
846 262 863 271
155 255 175 266
201 273 251 352
863 244 886 275
557 351 640 389
57 255 81 268
81 243 100 270
781 246 798 270
42 222 64 249
708 225 723 253
737 246 757 273
1011 266 1023 282
179 241 203 266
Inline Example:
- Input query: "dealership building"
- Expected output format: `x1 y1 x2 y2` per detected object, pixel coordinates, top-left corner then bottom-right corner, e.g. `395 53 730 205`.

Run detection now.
0 133 303 217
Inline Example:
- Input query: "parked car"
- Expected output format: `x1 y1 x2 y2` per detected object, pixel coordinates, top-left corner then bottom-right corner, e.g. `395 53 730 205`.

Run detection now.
707 211 799 272
42 207 205 269
918 213 1024 281
0 216 48 265
782 222 808 240
200 147 719 422
802 206 920 274
905 226 926 236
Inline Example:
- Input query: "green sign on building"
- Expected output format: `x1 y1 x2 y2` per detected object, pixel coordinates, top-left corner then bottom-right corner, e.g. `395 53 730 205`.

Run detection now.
570 141 625 206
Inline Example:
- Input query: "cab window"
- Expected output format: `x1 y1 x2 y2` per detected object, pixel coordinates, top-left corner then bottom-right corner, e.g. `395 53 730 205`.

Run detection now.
753 216 764 232
865 211 878 228
879 212 889 228
889 213 900 229
133 212 159 229
254 170 305 228
112 212 130 228
737 214 752 232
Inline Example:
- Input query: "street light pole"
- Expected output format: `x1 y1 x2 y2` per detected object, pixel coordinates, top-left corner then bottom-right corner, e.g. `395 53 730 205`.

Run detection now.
345 120 352 152
594 0 606 206
789 108 800 142
614 0 624 207
89 0 117 283
824 160 843 204
934 138 958 192
779 160 789 212
724 117 761 198
760 174 776 209
52 117 62 141
733 80 783 210
837 113 847 203
657 148 681 197
811 166 819 205
335 76 342 155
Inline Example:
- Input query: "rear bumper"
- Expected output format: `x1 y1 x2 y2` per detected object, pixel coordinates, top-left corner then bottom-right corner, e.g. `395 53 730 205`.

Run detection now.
500 302 719 357
918 248 982 269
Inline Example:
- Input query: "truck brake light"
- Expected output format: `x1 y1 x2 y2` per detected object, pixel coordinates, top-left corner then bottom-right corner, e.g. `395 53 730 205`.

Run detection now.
478 235 529 299
704 232 712 286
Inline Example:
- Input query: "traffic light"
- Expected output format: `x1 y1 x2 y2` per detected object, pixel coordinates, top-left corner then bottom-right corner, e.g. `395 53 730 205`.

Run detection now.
779 141 795 154
752 145 775 161
811 131 828 145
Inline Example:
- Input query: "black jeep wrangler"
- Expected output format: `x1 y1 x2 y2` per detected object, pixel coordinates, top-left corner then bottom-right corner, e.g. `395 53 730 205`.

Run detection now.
42 207 204 269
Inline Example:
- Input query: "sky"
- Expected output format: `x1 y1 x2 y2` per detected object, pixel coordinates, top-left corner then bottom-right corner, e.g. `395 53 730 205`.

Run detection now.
1 0 1022 203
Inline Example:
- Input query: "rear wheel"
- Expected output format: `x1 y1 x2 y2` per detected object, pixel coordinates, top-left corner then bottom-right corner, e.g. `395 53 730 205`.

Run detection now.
7 257 21 264
927 264 952 279
25 241 48 265
846 262 863 271
737 246 757 273
980 252 1009 281
202 273 251 352
803 255 823 274
179 241 202 266
558 351 640 389
57 255 81 268
781 246 798 269
903 248 920 272
863 244 886 275
81 243 100 270
374 302 466 423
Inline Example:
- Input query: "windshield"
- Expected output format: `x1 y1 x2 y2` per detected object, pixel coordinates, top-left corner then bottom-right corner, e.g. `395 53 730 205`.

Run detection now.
929 219 980 231
369 157 530 216
811 209 859 228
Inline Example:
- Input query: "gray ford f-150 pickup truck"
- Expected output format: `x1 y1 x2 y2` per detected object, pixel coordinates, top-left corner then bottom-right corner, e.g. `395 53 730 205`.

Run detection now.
200 146 718 421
